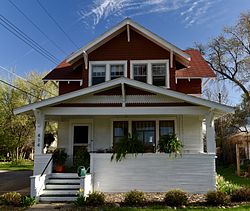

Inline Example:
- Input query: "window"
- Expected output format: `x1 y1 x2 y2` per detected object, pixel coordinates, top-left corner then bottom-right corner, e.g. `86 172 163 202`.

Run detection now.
111 64 124 80
152 64 166 86
133 64 147 83
113 121 128 144
159 120 175 137
92 65 106 85
132 121 156 152
74 126 89 144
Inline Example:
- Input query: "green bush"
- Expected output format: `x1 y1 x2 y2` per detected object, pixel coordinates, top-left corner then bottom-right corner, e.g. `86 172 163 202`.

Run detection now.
206 190 230 206
158 134 183 157
73 147 90 170
85 191 105 206
164 189 188 207
231 187 250 202
124 190 145 206
216 174 240 194
74 195 86 206
1 192 22 206
21 196 36 207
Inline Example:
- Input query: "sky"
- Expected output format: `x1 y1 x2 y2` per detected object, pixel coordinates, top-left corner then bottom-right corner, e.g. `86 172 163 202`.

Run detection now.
0 0 250 105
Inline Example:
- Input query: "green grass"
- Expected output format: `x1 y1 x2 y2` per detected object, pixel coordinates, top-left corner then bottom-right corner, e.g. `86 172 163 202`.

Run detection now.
217 165 250 187
0 160 33 171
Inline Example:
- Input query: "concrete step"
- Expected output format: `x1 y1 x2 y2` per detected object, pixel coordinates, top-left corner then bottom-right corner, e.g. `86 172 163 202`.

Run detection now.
50 173 78 178
40 195 78 202
48 178 80 184
46 183 80 189
42 189 79 195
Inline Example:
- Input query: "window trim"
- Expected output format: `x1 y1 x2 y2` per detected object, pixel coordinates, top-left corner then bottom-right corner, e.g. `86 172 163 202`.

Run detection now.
111 117 177 151
130 59 169 88
89 60 127 86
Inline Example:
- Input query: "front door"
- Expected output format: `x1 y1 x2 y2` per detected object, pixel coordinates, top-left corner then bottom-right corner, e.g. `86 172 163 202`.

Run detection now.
73 125 89 159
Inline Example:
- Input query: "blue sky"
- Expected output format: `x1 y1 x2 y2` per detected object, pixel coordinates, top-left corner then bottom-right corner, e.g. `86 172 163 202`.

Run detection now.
0 0 250 104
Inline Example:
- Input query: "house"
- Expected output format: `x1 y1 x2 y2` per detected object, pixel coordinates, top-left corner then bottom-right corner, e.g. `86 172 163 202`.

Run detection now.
14 18 234 201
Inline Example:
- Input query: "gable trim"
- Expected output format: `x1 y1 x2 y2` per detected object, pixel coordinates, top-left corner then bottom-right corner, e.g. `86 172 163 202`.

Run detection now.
14 77 234 115
66 19 191 63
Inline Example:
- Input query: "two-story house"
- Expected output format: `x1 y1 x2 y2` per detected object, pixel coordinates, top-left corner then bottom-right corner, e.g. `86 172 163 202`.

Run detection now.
14 18 234 202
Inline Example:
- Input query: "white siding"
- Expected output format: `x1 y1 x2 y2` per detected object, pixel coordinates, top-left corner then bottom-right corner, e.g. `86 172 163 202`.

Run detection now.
93 117 111 151
182 115 203 153
91 153 216 193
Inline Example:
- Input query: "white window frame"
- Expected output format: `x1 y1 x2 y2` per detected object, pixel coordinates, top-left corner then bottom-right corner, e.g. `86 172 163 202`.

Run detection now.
130 59 170 88
89 60 127 86
110 117 177 151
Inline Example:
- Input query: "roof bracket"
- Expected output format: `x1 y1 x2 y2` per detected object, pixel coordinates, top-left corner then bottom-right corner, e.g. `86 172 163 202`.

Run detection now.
127 24 130 42
83 51 88 69
170 50 173 68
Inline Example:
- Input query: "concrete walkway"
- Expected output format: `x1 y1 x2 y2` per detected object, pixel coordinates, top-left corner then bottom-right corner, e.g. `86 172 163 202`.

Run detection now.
26 203 73 210
0 170 32 195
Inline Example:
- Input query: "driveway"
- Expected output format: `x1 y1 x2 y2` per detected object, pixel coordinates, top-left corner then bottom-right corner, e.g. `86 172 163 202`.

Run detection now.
0 170 32 195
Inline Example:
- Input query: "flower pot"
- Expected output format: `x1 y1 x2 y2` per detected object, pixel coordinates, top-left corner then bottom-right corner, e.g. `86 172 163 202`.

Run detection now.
54 165 65 173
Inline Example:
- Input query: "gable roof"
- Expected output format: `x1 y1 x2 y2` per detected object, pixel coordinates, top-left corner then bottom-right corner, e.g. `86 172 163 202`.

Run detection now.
14 77 234 115
176 50 216 78
66 18 191 63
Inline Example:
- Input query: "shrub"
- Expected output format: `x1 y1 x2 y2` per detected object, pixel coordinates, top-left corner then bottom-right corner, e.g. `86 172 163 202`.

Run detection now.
124 190 145 206
85 191 105 206
216 174 240 194
206 190 230 206
73 146 90 170
158 134 183 157
164 189 188 207
1 192 22 206
231 187 250 202
74 195 86 206
21 196 36 207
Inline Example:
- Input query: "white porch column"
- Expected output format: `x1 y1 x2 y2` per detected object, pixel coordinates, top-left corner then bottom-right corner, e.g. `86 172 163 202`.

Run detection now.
206 111 215 153
34 109 45 155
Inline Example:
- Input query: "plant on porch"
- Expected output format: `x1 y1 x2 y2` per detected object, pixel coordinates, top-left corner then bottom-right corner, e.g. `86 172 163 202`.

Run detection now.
111 133 144 162
53 148 68 173
158 134 183 157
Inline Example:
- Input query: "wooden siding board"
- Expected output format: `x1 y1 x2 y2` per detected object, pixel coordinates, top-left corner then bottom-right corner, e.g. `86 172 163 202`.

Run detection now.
91 153 216 193
176 79 202 94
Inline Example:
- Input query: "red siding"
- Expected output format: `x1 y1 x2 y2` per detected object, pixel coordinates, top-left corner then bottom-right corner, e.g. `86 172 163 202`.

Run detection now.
59 81 82 95
176 79 202 94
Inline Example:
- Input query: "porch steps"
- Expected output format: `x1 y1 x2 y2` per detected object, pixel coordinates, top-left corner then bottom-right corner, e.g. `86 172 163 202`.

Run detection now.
40 173 80 202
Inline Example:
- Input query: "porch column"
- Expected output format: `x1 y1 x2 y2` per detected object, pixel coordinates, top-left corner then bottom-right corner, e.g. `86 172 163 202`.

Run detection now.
206 111 215 153
34 109 45 155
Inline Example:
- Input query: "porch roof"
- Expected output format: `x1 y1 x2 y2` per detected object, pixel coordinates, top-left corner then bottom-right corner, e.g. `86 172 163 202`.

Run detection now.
14 77 234 116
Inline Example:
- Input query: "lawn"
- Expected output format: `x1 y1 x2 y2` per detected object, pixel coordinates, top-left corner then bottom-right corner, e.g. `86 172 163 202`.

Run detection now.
217 165 250 187
0 160 33 171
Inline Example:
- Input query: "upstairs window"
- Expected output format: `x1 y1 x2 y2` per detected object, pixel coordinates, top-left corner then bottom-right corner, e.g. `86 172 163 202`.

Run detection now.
152 64 166 86
133 64 147 83
92 65 106 85
111 64 124 80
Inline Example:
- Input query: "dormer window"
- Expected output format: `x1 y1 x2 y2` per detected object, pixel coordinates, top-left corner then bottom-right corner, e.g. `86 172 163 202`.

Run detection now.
152 64 166 86
92 65 106 85
130 60 169 88
133 64 147 83
111 64 125 80
89 61 127 86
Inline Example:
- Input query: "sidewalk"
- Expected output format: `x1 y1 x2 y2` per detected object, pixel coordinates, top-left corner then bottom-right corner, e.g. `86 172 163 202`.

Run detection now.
26 203 74 211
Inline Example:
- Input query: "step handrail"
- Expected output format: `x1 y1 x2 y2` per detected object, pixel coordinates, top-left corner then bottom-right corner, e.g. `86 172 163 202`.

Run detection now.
41 153 54 177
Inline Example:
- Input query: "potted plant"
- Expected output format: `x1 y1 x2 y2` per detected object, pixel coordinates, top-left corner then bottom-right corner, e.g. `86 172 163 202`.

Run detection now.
111 133 144 162
158 134 183 157
53 148 68 173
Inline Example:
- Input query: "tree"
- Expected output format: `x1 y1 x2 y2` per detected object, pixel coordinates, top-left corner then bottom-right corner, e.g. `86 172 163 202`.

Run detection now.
0 72 57 161
197 12 250 109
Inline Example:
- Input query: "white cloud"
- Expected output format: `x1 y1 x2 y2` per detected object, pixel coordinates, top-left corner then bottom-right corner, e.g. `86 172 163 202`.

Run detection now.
78 0 220 28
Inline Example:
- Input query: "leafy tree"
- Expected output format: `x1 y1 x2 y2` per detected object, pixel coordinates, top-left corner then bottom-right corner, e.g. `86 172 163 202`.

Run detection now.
0 71 57 161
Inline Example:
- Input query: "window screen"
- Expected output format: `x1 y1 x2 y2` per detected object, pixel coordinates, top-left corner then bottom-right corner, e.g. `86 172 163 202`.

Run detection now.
74 126 88 144
159 120 175 137
152 63 166 86
111 64 124 80
133 64 147 83
92 65 106 85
